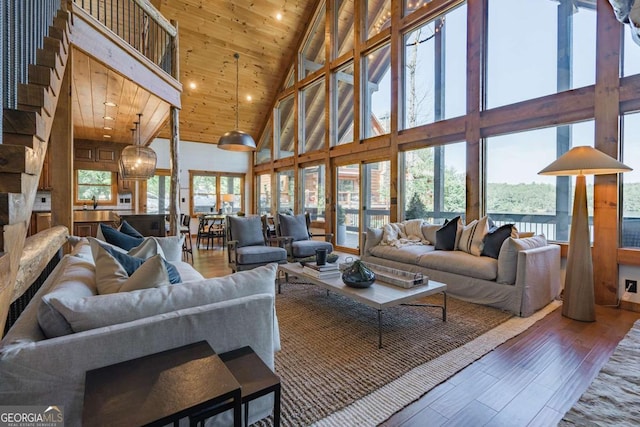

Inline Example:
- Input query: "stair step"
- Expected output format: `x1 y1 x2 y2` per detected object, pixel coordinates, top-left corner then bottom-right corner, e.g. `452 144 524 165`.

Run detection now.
36 47 64 77
0 145 39 175
2 109 46 142
0 173 33 194
1 133 40 148
17 85 54 118
48 25 69 46
28 64 58 96
0 193 28 226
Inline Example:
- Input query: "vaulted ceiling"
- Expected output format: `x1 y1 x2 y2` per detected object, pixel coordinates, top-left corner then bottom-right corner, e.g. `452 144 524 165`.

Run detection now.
151 0 319 144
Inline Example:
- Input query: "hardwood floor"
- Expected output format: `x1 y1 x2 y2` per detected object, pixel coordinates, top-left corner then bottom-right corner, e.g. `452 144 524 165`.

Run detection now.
188 244 640 426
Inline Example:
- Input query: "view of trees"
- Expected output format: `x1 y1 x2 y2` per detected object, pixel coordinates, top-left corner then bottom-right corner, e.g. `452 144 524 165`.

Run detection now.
76 170 112 201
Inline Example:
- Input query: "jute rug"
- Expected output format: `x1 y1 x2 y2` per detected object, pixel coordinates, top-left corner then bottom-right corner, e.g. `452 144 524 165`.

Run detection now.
559 319 640 427
255 281 561 427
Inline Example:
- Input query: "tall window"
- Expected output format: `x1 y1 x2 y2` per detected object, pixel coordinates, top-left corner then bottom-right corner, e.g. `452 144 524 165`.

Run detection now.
364 0 391 41
623 27 640 77
405 0 432 16
335 0 354 58
257 174 272 215
333 62 354 146
301 5 326 78
190 172 217 215
220 176 243 214
277 170 295 213
403 4 466 129
622 112 640 247
337 164 360 249
302 164 326 221
364 160 390 230
75 170 116 205
300 79 326 153
485 121 595 241
486 0 596 109
363 43 391 138
256 122 272 164
402 142 466 223
276 95 295 159
146 170 170 213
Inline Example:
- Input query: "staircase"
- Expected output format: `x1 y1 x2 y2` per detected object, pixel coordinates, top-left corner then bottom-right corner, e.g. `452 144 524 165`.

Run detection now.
0 8 72 335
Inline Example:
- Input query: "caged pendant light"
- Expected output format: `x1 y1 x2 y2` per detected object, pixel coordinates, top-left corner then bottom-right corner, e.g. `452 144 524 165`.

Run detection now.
217 53 257 151
119 113 157 180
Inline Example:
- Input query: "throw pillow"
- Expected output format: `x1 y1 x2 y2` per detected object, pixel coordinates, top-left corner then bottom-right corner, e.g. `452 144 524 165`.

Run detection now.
421 224 441 245
119 220 144 238
481 224 518 259
435 216 461 251
99 223 144 250
496 234 548 285
458 216 489 256
229 216 265 247
118 255 171 293
365 227 384 254
278 213 309 241
152 235 185 263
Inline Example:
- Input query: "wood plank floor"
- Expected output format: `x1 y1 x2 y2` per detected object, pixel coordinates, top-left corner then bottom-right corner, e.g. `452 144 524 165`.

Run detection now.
188 244 640 426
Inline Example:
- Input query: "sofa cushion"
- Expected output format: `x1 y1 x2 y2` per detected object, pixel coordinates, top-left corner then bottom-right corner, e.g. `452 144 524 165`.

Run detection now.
99 223 144 250
292 240 333 258
49 264 279 333
458 216 489 256
421 224 440 245
236 246 287 265
417 250 498 281
37 255 97 338
481 224 518 259
119 220 144 238
497 235 548 285
435 216 461 251
229 216 265 247
278 213 309 241
369 244 435 264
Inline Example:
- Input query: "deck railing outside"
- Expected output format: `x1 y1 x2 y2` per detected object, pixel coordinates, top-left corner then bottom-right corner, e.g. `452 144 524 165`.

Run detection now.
72 0 175 75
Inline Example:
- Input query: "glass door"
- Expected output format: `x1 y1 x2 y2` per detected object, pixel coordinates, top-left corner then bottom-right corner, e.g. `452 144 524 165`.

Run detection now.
336 164 360 250
363 160 391 231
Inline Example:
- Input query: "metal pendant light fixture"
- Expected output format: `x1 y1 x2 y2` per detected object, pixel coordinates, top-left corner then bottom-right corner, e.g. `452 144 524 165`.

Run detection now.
119 113 157 180
218 53 257 151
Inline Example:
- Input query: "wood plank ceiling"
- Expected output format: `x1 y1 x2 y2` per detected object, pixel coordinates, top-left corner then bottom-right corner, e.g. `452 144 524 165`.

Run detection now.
151 0 319 144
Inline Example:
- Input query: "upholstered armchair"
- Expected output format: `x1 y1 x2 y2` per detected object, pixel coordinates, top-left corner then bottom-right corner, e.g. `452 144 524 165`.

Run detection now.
226 215 288 272
276 212 333 261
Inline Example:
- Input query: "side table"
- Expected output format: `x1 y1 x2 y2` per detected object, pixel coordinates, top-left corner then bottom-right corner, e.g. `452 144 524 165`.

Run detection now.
83 341 242 427
190 346 281 427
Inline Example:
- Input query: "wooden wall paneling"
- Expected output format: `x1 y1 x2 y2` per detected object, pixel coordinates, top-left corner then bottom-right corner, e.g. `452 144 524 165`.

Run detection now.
464 0 484 222
593 0 622 306
51 52 73 237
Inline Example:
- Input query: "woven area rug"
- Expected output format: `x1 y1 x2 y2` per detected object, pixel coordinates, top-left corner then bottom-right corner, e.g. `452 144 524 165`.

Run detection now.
559 319 640 427
255 281 561 427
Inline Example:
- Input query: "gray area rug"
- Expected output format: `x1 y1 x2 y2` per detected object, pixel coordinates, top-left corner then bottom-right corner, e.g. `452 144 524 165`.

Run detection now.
560 319 640 427
255 281 518 427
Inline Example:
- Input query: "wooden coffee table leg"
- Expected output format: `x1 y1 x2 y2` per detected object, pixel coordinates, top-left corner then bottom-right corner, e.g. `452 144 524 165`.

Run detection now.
378 309 383 349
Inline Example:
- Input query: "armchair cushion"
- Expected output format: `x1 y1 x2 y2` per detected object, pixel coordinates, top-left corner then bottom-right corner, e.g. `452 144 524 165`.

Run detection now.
278 213 309 241
229 216 265 247
292 240 333 258
236 246 287 265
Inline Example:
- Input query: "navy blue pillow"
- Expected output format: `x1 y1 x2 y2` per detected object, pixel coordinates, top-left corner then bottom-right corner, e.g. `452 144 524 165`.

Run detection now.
435 216 460 251
99 242 182 284
100 224 144 251
119 220 144 238
481 224 515 259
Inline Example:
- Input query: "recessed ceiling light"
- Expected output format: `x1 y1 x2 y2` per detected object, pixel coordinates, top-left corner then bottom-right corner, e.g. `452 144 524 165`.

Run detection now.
189 82 197 89
103 134 111 138
103 126 112 130
246 95 252 102
276 12 283 20
104 101 117 107
103 116 114 121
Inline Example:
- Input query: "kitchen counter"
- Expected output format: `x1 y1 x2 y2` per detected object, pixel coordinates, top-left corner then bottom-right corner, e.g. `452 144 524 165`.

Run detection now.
73 210 117 223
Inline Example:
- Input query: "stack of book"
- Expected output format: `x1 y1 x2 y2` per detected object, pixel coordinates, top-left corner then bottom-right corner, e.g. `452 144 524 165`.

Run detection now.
302 262 341 279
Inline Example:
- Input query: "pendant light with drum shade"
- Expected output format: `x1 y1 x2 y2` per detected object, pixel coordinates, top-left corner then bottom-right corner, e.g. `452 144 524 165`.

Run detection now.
119 113 157 180
217 53 257 151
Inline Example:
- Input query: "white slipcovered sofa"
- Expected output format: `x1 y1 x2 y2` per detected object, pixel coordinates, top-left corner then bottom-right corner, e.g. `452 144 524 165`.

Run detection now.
0 237 280 426
361 220 561 317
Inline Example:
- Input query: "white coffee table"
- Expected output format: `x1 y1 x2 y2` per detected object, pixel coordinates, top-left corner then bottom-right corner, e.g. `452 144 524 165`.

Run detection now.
278 263 447 348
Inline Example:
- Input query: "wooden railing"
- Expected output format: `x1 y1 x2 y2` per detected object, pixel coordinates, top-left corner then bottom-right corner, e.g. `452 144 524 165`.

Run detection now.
72 0 176 75
1 0 60 110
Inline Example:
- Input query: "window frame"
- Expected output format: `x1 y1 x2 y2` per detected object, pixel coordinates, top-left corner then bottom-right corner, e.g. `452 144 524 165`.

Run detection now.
74 169 117 206
189 170 245 217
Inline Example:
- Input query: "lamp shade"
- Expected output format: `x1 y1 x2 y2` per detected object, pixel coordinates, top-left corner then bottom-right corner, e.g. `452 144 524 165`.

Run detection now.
538 146 632 176
218 130 256 151
222 193 235 203
119 145 157 180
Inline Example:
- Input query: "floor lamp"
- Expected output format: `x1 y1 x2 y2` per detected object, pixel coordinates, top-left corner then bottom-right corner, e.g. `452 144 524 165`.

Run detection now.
539 146 631 322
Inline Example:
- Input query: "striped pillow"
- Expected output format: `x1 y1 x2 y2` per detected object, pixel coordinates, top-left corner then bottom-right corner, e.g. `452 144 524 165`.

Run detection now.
458 216 489 256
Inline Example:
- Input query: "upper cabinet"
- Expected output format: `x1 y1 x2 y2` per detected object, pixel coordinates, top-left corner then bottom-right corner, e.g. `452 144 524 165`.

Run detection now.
74 139 121 172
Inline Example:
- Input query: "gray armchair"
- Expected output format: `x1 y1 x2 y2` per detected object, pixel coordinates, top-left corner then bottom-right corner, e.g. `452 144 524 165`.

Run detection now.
276 212 333 261
226 215 288 272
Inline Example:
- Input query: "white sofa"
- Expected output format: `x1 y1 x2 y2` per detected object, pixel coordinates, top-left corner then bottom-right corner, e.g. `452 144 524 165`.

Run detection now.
361 225 561 317
0 238 280 426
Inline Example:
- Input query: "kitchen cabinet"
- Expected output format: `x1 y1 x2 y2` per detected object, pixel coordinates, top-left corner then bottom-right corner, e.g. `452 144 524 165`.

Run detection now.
38 148 52 190
74 140 121 172
74 222 99 238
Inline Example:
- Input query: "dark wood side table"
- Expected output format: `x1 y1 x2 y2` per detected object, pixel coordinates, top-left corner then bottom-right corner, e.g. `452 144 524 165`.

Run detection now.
190 346 281 427
83 341 241 427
